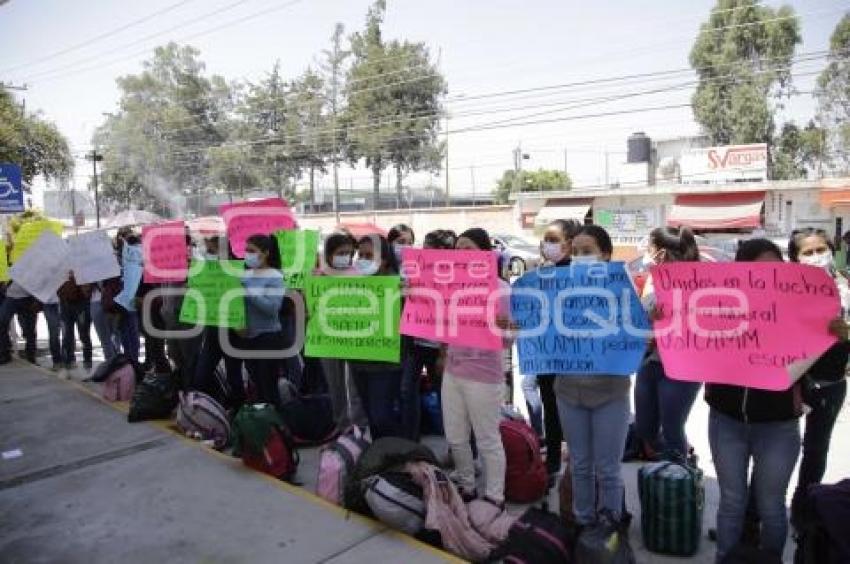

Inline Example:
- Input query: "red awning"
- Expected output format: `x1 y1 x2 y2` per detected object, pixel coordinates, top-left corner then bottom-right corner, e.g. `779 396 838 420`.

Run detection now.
820 188 850 207
667 191 765 230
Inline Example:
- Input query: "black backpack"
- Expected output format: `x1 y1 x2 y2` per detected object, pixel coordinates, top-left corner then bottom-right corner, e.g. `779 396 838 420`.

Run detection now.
278 378 336 446
128 372 178 422
795 479 850 564
489 507 573 564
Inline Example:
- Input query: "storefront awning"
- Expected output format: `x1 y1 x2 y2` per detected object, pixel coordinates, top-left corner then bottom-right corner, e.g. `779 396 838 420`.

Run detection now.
819 189 850 207
534 199 592 227
666 191 765 230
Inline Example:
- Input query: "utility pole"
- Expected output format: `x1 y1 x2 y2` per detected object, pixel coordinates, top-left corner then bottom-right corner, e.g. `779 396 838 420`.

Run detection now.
444 115 450 207
512 143 529 194
564 148 568 178
85 149 103 228
2 83 27 116
604 148 610 187
470 165 477 207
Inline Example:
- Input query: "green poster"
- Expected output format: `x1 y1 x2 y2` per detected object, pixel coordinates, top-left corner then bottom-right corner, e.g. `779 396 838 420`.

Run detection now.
304 275 401 363
275 229 319 289
179 260 246 328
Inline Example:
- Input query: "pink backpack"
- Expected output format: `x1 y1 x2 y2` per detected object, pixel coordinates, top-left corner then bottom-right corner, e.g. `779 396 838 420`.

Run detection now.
176 391 231 450
316 426 370 505
500 418 548 503
102 364 136 401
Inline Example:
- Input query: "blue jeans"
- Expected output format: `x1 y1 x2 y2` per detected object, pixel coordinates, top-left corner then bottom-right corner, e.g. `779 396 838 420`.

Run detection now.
0 297 37 362
60 300 92 365
118 309 140 363
709 409 800 561
557 395 630 525
635 359 701 457
42 303 62 365
352 364 402 440
90 300 119 361
522 374 543 436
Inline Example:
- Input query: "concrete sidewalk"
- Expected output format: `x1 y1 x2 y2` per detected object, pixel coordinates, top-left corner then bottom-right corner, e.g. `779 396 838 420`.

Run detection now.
0 362 457 564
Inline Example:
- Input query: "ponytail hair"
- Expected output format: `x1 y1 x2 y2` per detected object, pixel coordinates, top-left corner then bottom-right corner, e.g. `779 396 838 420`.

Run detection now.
649 226 699 262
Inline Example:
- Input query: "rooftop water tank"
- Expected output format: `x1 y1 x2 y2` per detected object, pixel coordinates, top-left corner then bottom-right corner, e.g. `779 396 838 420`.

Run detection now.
627 132 651 164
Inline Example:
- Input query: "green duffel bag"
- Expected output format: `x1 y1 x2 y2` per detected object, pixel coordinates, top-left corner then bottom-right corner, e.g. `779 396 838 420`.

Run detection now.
637 460 704 556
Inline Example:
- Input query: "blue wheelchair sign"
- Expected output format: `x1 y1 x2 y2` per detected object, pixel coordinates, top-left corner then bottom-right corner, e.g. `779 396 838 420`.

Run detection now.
0 164 24 213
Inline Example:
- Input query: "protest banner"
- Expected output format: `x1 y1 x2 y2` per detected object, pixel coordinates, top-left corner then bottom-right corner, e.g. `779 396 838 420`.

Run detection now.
0 243 8 282
304 275 401 362
511 262 650 376
179 260 246 329
114 244 143 312
219 198 296 258
142 221 188 283
67 230 120 284
275 229 319 289
399 248 502 350
9 231 70 302
651 262 840 390
11 220 63 263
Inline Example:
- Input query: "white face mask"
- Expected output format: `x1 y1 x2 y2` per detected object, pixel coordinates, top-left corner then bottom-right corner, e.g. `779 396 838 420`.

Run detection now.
542 242 565 263
800 251 833 270
571 254 600 265
331 255 352 269
354 258 378 275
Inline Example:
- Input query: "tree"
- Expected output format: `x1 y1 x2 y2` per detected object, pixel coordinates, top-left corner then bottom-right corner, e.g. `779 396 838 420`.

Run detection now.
689 0 801 145
493 168 571 204
287 67 330 204
0 87 73 188
344 0 446 208
816 13 850 174
771 121 827 179
319 23 350 210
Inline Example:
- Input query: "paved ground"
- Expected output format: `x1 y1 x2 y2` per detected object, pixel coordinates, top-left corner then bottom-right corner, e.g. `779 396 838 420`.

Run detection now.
3 326 850 562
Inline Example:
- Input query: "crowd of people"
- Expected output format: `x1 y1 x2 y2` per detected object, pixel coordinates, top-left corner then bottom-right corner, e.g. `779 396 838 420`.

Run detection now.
1 216 848 562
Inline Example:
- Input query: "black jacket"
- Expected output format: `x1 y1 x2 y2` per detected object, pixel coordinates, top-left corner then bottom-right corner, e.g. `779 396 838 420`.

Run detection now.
705 382 802 423
806 342 850 383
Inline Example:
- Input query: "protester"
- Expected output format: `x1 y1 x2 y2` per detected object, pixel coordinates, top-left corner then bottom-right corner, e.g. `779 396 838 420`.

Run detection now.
387 223 415 264
442 227 512 506
787 228 850 527
58 271 93 370
634 226 702 459
0 280 38 365
41 293 63 371
86 277 122 363
114 234 144 363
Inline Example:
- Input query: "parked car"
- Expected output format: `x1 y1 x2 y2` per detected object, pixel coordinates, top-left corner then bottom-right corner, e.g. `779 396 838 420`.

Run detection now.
626 245 734 295
491 233 541 276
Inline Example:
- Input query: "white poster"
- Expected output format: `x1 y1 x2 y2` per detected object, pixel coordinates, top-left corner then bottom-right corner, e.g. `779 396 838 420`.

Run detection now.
68 230 120 284
9 231 71 302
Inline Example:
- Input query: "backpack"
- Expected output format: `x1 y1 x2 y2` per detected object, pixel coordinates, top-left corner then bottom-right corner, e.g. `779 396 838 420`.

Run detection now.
232 404 298 482
278 378 336 446
89 353 142 384
102 363 136 402
468 499 518 545
491 507 573 564
127 373 178 422
316 425 371 505
364 471 426 535
500 418 548 503
638 460 704 556
575 510 636 564
176 391 231 450
794 479 850 564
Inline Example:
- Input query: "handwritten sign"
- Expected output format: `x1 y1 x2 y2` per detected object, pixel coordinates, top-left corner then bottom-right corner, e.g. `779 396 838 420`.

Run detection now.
114 244 143 312
219 198 296 258
0 243 8 282
304 275 401 362
511 262 650 376
9 231 70 302
399 248 501 350
143 221 188 283
67 230 120 284
179 260 246 328
11 220 63 263
276 229 319 289
651 262 840 390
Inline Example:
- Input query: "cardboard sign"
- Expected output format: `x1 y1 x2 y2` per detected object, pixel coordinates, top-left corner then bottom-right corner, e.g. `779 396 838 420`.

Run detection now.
399 248 502 350
0 243 8 282
276 229 319 289
9 231 70 302
219 198 296 258
651 262 840 390
11 220 63 263
511 262 650 376
67 230 120 284
304 275 401 362
179 260 246 329
143 221 188 283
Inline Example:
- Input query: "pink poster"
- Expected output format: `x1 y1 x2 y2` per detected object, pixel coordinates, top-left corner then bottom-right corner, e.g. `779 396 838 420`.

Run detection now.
142 221 188 283
400 248 502 350
651 262 840 391
219 198 296 257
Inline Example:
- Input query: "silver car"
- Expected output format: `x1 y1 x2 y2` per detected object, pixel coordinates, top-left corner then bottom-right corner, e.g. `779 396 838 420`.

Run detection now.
491 233 541 276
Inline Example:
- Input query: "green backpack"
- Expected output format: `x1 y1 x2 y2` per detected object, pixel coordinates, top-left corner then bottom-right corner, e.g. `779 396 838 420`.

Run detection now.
638 460 704 556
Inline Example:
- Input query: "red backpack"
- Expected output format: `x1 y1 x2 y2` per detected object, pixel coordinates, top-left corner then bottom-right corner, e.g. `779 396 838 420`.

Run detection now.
232 404 299 482
500 418 548 503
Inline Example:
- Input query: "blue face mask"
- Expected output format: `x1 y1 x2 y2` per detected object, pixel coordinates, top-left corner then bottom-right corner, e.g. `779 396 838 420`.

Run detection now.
244 252 261 269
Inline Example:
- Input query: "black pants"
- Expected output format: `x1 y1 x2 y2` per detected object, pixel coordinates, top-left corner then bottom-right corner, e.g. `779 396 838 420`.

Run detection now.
193 327 245 410
241 331 285 407
795 380 847 498
538 375 564 473
0 297 37 362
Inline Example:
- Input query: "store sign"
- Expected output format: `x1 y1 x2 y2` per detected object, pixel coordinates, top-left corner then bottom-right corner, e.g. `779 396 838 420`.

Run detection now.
595 208 657 235
681 144 768 184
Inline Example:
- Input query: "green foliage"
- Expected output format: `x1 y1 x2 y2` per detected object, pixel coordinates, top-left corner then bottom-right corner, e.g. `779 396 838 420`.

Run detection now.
816 13 850 173
493 168 571 204
689 0 801 145
0 87 73 187
771 121 827 179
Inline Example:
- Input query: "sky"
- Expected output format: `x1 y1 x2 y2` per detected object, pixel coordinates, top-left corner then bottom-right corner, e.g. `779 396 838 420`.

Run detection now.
0 0 846 207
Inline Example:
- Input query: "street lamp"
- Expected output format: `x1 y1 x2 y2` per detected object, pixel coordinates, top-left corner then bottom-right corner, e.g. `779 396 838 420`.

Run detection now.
85 150 103 228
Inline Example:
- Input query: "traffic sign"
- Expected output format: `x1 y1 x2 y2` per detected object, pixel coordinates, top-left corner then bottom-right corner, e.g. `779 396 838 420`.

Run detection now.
0 164 24 213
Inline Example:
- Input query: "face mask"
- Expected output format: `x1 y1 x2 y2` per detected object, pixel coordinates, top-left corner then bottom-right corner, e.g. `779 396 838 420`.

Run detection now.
571 254 600 265
331 255 351 269
542 242 565 263
392 243 405 262
355 259 378 275
244 252 261 269
800 251 832 269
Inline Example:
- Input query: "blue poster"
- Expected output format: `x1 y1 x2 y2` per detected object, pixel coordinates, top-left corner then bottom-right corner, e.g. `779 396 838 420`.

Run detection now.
0 164 24 213
510 262 650 376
